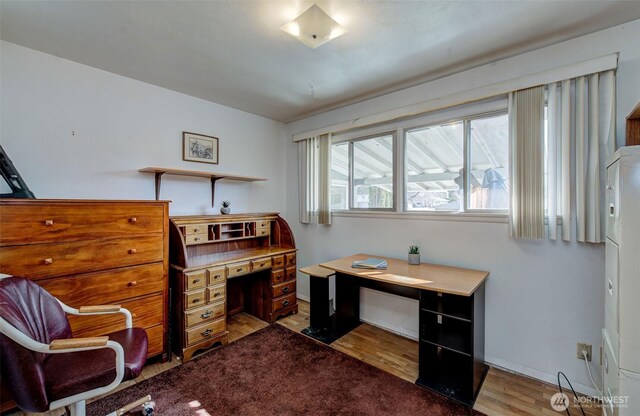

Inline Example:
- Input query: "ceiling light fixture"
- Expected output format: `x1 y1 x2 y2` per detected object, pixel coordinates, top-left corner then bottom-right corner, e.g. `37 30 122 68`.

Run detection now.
280 4 346 49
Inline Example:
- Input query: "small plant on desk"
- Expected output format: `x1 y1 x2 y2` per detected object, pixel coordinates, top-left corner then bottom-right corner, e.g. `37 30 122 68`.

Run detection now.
408 245 420 265
220 200 231 214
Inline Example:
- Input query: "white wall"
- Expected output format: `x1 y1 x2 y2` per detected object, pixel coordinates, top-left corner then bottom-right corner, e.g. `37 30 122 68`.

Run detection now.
285 19 640 395
0 41 287 215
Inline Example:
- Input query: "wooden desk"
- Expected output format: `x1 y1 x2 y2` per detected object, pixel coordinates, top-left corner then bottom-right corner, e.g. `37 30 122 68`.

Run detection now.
315 253 489 406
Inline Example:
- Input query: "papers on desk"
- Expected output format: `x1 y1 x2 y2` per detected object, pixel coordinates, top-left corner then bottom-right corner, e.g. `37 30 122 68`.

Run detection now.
352 258 388 270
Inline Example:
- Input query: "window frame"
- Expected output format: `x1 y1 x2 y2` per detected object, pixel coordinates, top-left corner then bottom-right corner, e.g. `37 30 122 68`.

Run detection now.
330 97 509 218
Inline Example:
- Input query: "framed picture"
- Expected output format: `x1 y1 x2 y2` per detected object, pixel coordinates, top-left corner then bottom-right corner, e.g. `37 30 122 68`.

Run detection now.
183 132 219 165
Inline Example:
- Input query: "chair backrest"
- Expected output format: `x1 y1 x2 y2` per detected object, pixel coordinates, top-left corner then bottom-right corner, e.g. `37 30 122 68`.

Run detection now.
0 276 72 412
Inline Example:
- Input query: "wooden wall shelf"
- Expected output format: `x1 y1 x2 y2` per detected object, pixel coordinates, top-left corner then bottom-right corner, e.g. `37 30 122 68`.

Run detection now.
139 167 267 206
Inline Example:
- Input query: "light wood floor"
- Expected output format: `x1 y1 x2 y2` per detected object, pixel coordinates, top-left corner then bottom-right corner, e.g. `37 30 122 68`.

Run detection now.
13 300 600 416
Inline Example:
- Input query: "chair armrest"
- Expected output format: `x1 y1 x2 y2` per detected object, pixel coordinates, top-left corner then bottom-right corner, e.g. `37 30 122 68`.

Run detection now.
78 305 121 313
49 336 109 350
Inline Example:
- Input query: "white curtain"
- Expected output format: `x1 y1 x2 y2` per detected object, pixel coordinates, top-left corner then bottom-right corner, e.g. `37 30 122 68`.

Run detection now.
546 70 615 243
298 134 332 225
509 86 546 239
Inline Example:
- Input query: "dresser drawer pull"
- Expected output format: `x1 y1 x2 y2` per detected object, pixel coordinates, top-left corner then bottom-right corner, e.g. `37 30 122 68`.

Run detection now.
283 286 290 293
236 268 243 272
193 278 201 284
193 227 201 233
282 300 289 307
194 237 201 242
129 249 137 254
201 328 213 337
212 292 222 298
128 281 138 287
44 258 53 265
129 217 137 223
212 274 222 279
192 298 201 304
44 220 54 226
201 310 213 319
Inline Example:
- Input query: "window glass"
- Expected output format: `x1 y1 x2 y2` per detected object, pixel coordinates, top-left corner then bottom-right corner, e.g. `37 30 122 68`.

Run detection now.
352 135 394 209
405 122 464 211
331 142 349 210
468 114 509 210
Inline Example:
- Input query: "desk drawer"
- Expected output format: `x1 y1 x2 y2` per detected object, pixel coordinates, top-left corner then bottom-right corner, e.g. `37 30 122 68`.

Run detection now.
252 257 272 272
184 270 206 291
0 203 164 246
227 262 251 278
272 255 285 270
272 293 296 313
256 228 270 237
272 281 296 298
145 324 165 357
0 235 164 280
184 289 206 310
186 318 226 346
256 220 271 229
420 311 472 355
39 263 164 307
207 267 226 285
284 267 296 283
185 233 208 245
285 253 297 268
185 302 225 328
271 269 285 285
207 284 226 303
421 291 472 321
185 224 208 235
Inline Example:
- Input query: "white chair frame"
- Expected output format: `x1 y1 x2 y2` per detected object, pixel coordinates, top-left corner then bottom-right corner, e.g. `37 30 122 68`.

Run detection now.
0 296 134 416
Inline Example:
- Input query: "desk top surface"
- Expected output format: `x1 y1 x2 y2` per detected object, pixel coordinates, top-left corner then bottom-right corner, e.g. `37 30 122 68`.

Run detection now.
320 254 489 297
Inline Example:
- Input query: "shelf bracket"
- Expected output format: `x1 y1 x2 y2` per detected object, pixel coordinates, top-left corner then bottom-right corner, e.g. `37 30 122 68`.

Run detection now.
154 172 165 201
211 177 222 207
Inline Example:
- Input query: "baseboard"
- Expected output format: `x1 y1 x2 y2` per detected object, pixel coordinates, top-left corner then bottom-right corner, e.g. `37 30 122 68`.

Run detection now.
485 355 600 398
296 294 310 302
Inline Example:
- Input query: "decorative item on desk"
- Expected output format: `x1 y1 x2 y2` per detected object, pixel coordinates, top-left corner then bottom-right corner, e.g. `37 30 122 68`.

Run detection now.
408 245 420 265
220 200 231 214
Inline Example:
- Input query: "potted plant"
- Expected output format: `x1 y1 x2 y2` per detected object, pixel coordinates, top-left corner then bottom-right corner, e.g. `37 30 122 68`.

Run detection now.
220 200 231 214
408 245 420 265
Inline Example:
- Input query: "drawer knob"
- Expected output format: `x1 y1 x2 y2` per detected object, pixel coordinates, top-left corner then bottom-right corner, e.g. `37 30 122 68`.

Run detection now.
283 300 290 307
129 217 137 223
201 310 212 319
283 286 289 293
44 258 53 265
213 274 221 279
194 237 200 242
213 292 221 298
193 278 201 284
129 249 137 254
236 268 243 272
194 227 200 232
44 220 54 226
193 298 201 303
201 329 213 337
128 281 138 287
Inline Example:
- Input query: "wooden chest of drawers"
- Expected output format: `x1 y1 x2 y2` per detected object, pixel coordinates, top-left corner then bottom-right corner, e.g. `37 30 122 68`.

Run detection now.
0 199 169 359
169 213 297 361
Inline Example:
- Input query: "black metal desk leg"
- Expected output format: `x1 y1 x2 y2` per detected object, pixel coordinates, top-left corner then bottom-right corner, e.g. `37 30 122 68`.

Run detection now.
302 275 336 343
334 272 361 337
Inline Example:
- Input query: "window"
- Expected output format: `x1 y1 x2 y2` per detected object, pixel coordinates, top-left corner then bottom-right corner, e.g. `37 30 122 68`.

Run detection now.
331 133 395 210
405 112 508 212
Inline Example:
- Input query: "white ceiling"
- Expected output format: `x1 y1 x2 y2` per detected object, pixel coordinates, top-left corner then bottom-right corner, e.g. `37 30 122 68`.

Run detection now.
2 1 639 123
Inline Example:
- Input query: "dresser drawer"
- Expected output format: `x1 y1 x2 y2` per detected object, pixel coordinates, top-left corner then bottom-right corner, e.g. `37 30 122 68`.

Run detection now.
0 235 164 280
68 293 164 337
256 227 270 237
255 220 271 229
145 324 166 357
272 293 297 313
284 267 296 282
272 255 285 270
207 267 226 285
285 253 297 268
186 318 226 346
185 224 208 235
252 257 272 272
38 263 164 307
184 270 206 291
207 284 226 303
227 262 251 278
186 233 208 245
184 289 206 310
272 280 296 298
185 302 225 328
271 269 285 285
0 203 164 246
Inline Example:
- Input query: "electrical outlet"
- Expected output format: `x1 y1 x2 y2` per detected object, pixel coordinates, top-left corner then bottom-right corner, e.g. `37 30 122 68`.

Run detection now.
577 343 592 361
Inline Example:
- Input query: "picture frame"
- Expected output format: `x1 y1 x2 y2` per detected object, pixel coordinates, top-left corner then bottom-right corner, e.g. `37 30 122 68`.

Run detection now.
183 131 219 165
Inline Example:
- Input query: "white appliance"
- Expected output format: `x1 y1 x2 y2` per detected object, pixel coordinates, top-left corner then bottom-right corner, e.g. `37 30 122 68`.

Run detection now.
603 145 640 416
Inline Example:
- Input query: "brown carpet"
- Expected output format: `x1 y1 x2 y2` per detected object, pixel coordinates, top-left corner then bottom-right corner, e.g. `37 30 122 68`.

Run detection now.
89 325 483 416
